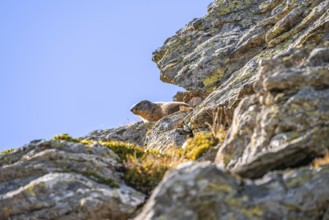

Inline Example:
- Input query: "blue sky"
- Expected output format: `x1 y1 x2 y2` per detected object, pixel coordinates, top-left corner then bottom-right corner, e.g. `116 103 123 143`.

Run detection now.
0 1 212 150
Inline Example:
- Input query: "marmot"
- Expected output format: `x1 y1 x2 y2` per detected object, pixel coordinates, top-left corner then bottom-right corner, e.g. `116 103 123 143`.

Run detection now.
130 100 192 122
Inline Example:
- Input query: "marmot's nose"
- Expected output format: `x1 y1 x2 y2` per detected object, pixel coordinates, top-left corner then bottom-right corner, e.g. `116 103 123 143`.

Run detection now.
130 108 134 113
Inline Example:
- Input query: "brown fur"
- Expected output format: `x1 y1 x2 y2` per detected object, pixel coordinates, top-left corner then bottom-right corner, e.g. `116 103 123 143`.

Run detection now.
131 100 192 122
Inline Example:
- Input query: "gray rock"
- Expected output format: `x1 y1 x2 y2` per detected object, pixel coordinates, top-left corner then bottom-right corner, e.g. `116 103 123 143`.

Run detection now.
136 162 329 220
145 111 191 152
84 121 148 146
0 140 145 220
216 47 329 178
155 0 329 133
153 0 271 93
2 0 329 219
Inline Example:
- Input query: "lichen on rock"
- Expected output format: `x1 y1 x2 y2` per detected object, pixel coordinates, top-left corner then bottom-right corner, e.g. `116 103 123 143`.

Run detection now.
136 162 329 220
216 47 329 179
1 0 329 219
0 140 145 220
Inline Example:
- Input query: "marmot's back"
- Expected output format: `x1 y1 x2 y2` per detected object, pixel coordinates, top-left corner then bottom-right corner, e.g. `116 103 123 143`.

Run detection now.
131 100 192 122
158 102 191 115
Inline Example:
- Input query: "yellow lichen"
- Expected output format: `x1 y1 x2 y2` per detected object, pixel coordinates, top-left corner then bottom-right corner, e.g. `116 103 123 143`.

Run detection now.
203 68 225 87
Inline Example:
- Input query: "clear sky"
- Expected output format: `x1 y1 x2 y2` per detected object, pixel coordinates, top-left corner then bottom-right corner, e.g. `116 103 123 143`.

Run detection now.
0 1 212 150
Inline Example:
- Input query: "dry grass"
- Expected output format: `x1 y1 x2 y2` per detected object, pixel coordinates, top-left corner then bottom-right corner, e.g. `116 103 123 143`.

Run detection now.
53 133 186 194
206 107 228 142
52 125 227 194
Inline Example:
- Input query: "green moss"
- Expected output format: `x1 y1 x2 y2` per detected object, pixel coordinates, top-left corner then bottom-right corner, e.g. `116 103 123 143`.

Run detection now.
185 132 218 160
0 148 15 155
52 133 170 193
53 133 80 143
50 132 225 194
52 133 146 162
99 140 146 162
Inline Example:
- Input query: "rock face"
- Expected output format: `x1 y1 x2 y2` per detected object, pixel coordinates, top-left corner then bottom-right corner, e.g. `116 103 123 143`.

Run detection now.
136 162 329 220
154 0 329 131
1 0 329 219
0 140 145 220
145 112 191 151
216 47 329 179
84 121 148 146
135 0 329 218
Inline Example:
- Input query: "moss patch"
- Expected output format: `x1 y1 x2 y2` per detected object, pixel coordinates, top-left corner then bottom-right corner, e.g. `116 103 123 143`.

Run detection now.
53 133 80 143
52 133 181 194
99 140 146 162
52 131 226 194
0 148 15 155
184 132 218 160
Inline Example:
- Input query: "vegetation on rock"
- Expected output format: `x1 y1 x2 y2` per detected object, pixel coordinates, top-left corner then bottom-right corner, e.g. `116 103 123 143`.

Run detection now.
0 148 15 155
52 130 226 194
184 132 218 160
123 153 182 194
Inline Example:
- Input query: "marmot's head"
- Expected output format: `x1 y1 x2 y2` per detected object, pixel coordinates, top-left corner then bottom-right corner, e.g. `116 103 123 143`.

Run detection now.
130 100 154 115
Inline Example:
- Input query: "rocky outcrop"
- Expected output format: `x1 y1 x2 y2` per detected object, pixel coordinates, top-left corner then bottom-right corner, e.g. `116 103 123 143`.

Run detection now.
135 0 329 218
145 112 191 151
136 162 329 220
1 0 329 219
216 47 329 178
85 114 191 152
154 0 329 131
84 121 148 146
0 140 144 220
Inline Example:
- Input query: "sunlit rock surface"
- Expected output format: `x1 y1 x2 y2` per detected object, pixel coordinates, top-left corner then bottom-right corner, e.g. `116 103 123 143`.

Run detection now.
216 47 329 178
1 0 328 219
84 121 148 146
0 140 144 220
136 162 329 220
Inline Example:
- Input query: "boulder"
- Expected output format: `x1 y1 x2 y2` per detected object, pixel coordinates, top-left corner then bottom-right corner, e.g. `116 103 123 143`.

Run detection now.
145 112 191 152
0 140 145 220
154 0 329 132
216 47 329 178
136 162 329 220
